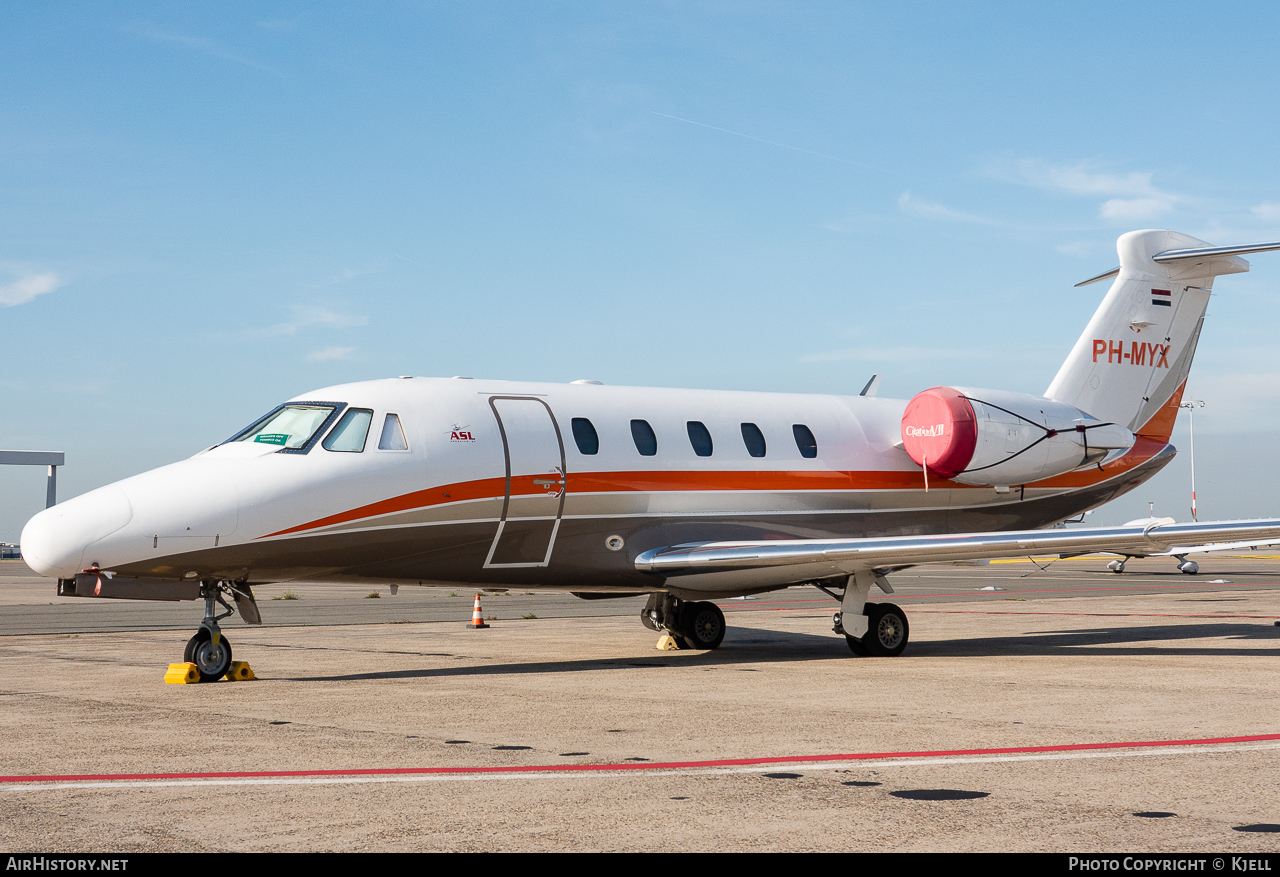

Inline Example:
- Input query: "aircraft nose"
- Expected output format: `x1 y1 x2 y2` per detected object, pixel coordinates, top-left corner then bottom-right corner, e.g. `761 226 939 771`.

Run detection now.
20 485 134 578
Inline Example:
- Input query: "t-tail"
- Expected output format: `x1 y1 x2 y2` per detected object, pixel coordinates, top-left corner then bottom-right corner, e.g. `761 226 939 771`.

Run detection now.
1045 229 1280 441
899 230 1280 488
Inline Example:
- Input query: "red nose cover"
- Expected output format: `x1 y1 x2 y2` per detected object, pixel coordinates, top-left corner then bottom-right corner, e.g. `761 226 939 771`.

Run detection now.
901 387 978 479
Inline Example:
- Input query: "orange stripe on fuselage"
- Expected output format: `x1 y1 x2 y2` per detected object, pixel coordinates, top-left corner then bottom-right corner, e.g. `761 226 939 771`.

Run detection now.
570 469 929 493
262 476 507 538
259 442 1169 539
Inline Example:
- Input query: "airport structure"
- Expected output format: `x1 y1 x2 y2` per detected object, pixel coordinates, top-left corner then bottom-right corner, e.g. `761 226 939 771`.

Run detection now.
1 449 64 542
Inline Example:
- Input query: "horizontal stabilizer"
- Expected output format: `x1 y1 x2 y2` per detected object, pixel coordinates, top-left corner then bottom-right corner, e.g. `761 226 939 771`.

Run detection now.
1074 267 1120 288
1153 240 1280 263
1075 239 1280 286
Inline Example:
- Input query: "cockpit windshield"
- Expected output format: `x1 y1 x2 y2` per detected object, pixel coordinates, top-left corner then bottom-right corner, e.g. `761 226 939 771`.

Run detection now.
232 404 340 450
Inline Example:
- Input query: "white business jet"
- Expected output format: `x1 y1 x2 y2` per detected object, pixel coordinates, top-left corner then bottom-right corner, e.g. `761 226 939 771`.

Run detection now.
19 229 1280 680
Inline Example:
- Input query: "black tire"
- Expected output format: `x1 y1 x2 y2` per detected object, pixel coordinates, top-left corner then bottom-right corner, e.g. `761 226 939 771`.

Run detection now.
681 601 726 650
862 603 909 657
844 602 876 656
184 628 233 682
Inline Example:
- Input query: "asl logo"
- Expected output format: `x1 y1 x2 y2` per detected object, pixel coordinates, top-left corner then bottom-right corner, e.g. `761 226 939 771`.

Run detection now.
449 424 477 442
1092 340 1170 368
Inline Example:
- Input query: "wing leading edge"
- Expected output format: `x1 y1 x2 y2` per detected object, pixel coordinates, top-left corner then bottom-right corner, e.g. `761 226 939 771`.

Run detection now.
634 519 1280 581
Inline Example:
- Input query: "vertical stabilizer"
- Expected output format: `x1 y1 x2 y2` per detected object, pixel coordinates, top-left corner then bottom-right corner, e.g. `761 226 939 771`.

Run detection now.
1045 229 1249 439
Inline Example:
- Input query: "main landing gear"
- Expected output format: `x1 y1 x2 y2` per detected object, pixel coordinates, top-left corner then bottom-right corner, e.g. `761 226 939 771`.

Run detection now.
182 580 260 682
1107 556 1200 575
827 570 911 657
638 572 913 657
641 594 726 650
834 603 910 657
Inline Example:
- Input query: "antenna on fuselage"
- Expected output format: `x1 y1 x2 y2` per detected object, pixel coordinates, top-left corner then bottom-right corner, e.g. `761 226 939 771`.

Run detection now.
859 374 882 397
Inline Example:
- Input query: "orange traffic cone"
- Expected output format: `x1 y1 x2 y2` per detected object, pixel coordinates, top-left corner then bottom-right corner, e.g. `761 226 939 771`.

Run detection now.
469 593 490 629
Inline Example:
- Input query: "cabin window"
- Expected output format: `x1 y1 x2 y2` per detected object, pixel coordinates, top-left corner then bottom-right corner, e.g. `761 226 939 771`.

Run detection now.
571 417 599 455
378 413 409 450
687 421 713 457
232 403 339 451
322 408 373 453
792 424 818 458
630 419 657 456
740 422 767 458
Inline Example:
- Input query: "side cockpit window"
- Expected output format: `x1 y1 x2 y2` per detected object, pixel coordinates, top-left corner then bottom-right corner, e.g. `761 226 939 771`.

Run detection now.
378 413 409 450
231 403 342 453
322 408 373 452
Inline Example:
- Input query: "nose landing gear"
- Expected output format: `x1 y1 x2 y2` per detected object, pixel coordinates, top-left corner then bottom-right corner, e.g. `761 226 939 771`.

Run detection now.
182 581 244 682
185 627 233 682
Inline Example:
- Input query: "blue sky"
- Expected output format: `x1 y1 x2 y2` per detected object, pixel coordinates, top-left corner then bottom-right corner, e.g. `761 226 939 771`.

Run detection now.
4 2 1280 540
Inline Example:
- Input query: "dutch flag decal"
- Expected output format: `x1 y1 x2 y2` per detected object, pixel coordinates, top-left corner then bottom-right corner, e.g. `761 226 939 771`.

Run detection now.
1152 288 1172 307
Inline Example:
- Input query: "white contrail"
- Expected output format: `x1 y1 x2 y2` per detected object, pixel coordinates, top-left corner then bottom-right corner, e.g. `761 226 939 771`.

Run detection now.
651 111 890 173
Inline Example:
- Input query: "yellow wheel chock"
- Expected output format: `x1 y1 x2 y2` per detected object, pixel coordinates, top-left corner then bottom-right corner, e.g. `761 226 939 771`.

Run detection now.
164 662 200 684
164 660 256 683
224 661 256 681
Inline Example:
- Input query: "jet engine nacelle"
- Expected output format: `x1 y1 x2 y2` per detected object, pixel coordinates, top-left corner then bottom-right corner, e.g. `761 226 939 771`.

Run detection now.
900 386 1134 487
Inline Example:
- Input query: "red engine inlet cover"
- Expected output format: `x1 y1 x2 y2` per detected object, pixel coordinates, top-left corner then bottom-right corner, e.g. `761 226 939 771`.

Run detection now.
900 387 978 479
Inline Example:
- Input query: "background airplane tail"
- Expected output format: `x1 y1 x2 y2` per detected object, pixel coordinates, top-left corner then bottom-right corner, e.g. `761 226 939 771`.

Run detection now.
1045 229 1251 441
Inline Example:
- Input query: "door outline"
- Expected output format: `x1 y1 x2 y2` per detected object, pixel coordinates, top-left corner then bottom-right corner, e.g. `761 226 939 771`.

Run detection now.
482 396 567 569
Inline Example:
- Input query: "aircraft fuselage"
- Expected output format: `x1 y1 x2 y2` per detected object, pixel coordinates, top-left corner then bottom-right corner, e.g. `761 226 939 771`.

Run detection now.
20 376 1171 598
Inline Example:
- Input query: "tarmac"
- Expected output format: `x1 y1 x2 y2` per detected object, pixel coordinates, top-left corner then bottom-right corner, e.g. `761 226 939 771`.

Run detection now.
2 555 1279 852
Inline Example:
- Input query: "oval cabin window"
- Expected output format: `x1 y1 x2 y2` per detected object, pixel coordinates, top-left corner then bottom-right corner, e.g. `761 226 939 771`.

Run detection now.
631 419 657 456
740 422 766 458
792 424 818 458
687 421 714 457
571 417 599 455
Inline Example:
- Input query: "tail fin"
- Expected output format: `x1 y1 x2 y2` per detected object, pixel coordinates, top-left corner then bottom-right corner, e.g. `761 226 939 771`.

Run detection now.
1046 229 1275 439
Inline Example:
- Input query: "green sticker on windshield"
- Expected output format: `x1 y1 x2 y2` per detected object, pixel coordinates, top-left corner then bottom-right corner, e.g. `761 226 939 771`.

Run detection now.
254 433 289 445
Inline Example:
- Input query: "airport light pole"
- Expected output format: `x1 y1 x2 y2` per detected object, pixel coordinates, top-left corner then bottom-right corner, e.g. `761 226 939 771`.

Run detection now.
1179 400 1205 521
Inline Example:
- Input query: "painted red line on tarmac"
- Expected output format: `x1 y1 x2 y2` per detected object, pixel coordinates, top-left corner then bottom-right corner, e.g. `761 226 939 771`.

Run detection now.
5 734 1279 785
909 610 1280 619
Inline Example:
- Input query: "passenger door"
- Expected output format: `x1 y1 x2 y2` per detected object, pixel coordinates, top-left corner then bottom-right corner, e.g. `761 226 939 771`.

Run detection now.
483 396 566 568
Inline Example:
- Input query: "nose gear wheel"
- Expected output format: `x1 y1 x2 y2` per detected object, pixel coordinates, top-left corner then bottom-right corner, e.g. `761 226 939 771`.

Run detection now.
184 627 233 682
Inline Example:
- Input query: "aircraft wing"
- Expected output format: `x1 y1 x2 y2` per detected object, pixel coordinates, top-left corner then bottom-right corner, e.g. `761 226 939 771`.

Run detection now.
1146 538 1280 557
634 518 1280 580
